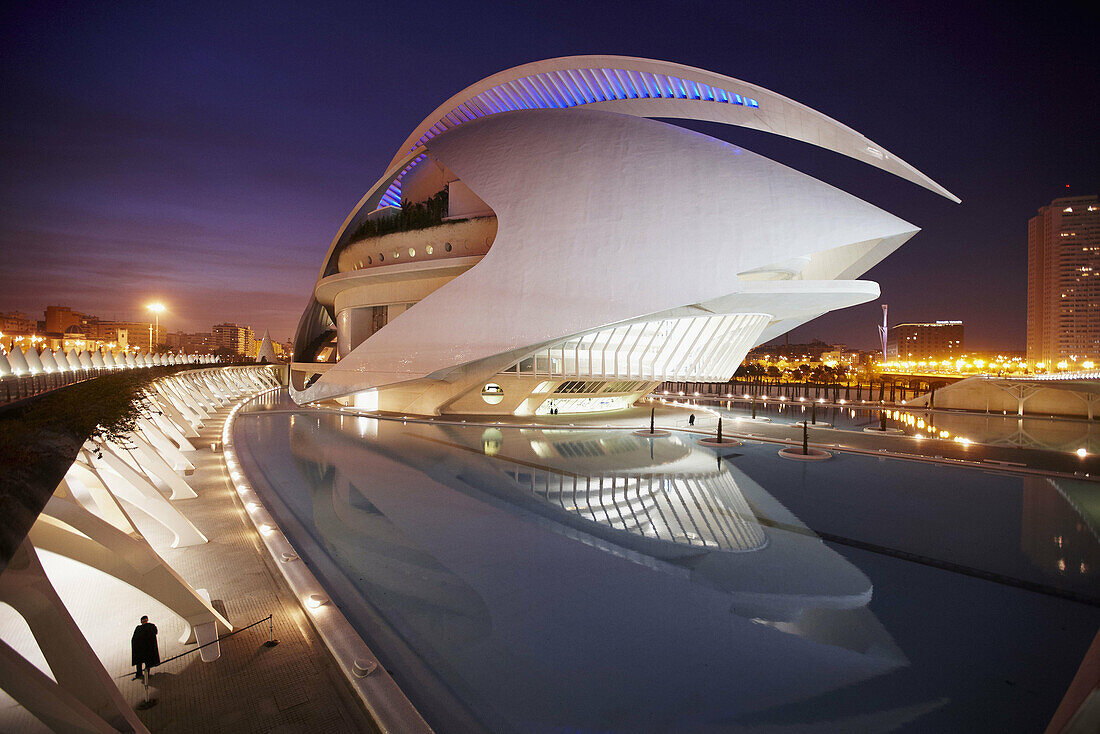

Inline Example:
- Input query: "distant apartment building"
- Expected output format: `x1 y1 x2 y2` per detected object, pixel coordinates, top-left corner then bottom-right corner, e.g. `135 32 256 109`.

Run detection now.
212 323 254 354
1 311 35 335
166 331 217 354
44 305 84 334
750 339 839 362
44 305 161 350
886 321 964 361
1027 195 1100 366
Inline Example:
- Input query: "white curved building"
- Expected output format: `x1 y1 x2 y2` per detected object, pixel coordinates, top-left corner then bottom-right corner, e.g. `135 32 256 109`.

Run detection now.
291 56 957 416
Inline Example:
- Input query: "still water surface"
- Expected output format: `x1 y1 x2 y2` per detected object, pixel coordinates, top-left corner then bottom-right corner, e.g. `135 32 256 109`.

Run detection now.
693 398 1100 454
234 394 1100 733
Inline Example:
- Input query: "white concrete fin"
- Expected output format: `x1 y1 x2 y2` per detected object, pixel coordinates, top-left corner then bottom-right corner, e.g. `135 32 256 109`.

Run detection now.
154 395 200 437
23 347 43 375
33 497 231 643
103 438 144 474
39 349 58 373
159 381 208 424
87 445 207 548
150 412 197 452
125 432 198 500
0 541 150 734
137 418 195 473
7 347 29 375
53 348 69 371
62 464 134 533
0 638 125 734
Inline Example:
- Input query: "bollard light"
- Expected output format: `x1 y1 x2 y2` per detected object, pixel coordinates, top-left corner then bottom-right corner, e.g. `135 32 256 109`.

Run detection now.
353 659 378 678
1077 448 1088 458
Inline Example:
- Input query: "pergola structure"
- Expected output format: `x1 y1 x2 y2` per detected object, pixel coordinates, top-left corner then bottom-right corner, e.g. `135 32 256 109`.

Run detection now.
0 366 280 733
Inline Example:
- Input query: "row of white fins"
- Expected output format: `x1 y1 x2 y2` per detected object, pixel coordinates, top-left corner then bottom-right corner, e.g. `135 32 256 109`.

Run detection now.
68 366 282 549
0 366 282 734
0 347 218 377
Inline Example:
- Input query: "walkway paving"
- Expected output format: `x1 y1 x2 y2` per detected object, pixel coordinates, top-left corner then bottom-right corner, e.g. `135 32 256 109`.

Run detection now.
0 398 378 733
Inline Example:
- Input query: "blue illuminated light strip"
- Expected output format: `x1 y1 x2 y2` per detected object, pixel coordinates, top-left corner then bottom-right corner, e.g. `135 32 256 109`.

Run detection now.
383 68 762 209
377 153 427 209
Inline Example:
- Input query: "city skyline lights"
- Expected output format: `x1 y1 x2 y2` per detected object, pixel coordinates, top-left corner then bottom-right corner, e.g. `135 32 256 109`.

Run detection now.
0 2 1096 350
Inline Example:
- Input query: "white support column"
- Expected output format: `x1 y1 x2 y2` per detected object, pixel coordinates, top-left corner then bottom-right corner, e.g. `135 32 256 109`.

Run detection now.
0 540 150 734
168 377 213 413
148 384 199 427
0 639 121 734
198 375 230 405
149 412 196 453
152 395 200 438
31 496 231 643
136 418 195 474
112 434 198 501
85 447 207 548
63 466 134 533
159 382 208 423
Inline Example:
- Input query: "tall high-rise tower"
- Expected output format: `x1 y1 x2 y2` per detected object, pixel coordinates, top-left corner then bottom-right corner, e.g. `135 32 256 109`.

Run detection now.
1027 195 1100 367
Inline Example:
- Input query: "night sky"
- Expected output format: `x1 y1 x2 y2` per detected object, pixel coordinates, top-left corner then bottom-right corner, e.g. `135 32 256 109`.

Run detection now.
1 1 1096 350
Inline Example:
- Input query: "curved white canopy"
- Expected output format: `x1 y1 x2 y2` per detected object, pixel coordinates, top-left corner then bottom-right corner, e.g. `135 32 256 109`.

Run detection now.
387 55 959 203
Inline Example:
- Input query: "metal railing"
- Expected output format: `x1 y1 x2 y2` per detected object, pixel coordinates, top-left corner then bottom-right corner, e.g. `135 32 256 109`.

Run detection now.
0 369 107 405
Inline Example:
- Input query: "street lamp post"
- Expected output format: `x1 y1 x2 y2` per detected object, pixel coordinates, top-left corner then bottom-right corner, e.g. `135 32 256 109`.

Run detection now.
146 303 165 353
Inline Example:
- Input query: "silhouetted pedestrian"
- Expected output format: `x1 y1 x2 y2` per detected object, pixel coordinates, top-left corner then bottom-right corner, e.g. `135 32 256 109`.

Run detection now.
131 615 159 680
688 413 695 426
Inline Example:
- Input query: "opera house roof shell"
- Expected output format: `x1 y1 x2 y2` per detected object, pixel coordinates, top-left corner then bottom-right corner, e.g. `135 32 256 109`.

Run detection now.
292 56 957 415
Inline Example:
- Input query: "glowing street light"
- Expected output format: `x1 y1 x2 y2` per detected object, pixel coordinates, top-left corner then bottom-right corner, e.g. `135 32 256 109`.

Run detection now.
146 303 165 352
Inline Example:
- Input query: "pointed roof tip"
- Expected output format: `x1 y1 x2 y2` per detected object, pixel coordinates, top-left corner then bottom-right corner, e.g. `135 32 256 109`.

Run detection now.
256 330 279 363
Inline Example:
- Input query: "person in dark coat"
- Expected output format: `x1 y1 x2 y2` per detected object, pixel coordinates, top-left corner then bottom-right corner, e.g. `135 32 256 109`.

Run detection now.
131 616 160 680
688 413 695 426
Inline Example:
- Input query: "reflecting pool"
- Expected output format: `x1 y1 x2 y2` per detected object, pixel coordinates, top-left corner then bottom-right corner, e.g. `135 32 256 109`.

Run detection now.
234 393 1100 733
694 398 1100 454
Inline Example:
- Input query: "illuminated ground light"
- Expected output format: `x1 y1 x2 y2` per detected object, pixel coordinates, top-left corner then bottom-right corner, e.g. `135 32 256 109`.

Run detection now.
1078 448 1088 458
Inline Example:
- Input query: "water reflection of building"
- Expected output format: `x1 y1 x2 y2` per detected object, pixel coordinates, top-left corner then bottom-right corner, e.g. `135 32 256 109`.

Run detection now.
879 407 1099 453
289 415 904 653
259 412 930 732
1022 477 1097 580
512 467 767 552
